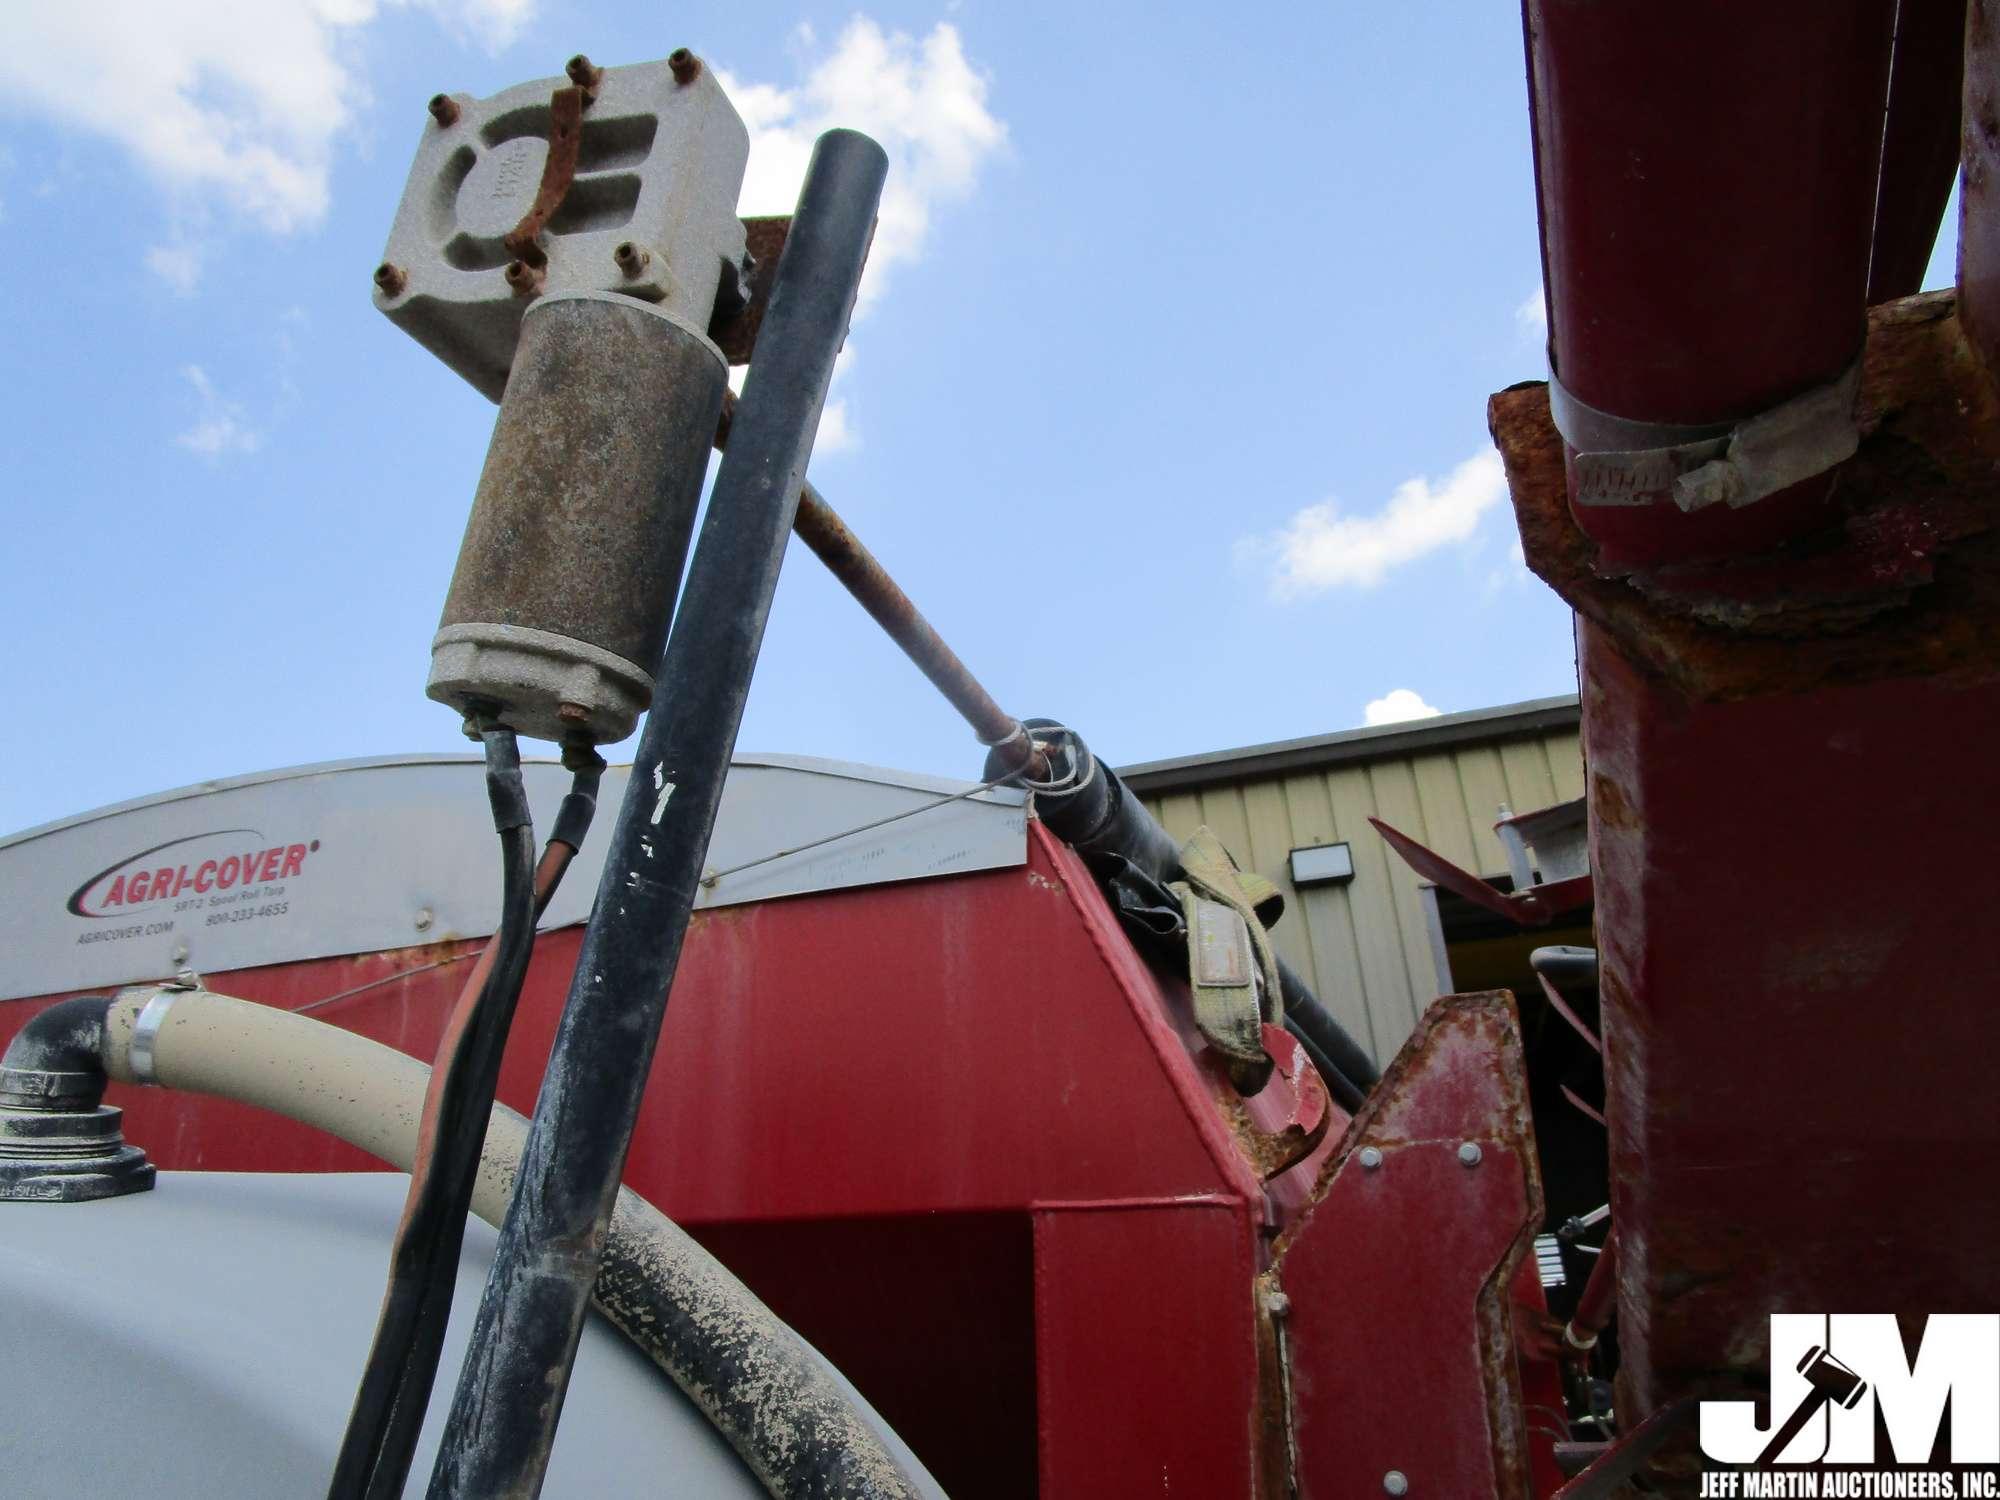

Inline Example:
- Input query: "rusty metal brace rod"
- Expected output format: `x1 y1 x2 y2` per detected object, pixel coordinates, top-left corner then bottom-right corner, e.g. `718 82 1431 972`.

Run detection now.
714 392 1048 780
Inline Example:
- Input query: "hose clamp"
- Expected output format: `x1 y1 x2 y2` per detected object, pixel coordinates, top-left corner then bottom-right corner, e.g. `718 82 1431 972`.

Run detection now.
1549 351 1863 514
127 990 181 1086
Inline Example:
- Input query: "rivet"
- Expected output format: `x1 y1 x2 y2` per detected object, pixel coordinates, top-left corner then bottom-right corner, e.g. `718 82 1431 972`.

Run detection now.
1458 1141 1484 1168
1384 1472 1410 1496
414 908 434 933
1358 1145 1383 1171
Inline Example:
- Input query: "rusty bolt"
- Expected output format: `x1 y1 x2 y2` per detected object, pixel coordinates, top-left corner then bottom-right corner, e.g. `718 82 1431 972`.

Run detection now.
557 702 591 725
428 93 461 127
566 53 603 91
504 259 545 299
373 262 408 297
613 241 651 278
669 48 701 85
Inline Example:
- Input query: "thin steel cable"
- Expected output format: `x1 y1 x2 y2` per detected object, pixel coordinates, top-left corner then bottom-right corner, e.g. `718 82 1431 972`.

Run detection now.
291 954 479 1017
699 771 1027 888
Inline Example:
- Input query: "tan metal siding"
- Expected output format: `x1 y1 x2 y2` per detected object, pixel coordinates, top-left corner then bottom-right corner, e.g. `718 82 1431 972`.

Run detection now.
1140 726 1584 1068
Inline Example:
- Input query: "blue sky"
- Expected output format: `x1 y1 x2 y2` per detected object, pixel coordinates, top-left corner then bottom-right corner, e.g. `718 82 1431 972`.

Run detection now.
0 4 1956 836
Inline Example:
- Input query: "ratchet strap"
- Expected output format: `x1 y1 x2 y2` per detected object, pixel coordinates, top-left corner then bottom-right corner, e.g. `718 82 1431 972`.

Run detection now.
1169 827 1286 1069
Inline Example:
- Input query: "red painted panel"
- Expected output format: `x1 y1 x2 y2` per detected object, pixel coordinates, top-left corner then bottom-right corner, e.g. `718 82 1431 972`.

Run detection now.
691 1212 1038 1500
1278 996 1544 1499
0 824 1296 1494
1033 1202 1261 1498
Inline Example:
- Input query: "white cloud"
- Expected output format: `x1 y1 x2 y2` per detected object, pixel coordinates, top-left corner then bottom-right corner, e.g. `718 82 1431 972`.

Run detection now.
146 242 204 297
175 365 260 458
1248 447 1510 596
0 1 533 266
1516 286 1547 342
814 397 858 455
1363 689 1443 727
720 18 1005 316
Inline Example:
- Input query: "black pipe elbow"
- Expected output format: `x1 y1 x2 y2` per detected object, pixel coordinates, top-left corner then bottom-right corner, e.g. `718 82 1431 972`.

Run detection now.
0 995 113 1111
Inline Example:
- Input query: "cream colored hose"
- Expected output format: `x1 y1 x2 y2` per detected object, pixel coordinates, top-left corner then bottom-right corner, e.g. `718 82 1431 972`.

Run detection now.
99 986 931 1500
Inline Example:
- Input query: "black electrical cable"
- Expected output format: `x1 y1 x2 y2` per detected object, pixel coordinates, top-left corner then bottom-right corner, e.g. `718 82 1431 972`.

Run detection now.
328 726 542 1500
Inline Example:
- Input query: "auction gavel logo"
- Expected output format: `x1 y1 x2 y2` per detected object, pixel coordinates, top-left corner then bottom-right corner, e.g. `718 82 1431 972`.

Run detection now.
1755 1345 1869 1466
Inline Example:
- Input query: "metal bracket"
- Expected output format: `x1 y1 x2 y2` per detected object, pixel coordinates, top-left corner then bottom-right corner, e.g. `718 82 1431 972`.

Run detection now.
1370 816 1592 927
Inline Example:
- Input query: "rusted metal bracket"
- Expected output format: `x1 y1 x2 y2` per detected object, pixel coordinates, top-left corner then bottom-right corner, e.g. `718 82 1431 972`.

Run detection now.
1369 816 1593 928
1491 291 2000 688
1230 1023 1333 1182
1270 992 1551 1498
709 215 791 364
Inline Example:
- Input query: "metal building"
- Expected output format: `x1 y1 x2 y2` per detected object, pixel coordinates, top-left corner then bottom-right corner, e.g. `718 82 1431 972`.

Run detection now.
1123 693 1587 1069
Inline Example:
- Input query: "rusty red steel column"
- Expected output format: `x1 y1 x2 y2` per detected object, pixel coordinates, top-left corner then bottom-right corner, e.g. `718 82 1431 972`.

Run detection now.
1962 1 2000 369
1523 0 1897 571
714 392 1048 778
1493 275 2000 1496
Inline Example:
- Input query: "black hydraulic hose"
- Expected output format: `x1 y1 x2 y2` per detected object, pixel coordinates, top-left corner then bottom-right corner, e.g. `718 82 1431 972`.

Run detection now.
992 723 1380 1110
0 995 114 1109
428 129 894 1500
329 726 538 1500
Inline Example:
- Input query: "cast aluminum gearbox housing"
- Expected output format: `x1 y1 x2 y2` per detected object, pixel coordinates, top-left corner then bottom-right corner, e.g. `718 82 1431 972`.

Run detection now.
372 56 750 402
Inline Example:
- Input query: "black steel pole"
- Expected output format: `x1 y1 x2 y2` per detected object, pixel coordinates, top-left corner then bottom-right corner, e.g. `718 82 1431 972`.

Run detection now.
426 128 889 1500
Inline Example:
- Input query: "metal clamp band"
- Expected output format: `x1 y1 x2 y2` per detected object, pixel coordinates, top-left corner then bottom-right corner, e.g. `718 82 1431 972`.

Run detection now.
128 990 180 1086
1549 352 1864 514
1563 1321 1601 1352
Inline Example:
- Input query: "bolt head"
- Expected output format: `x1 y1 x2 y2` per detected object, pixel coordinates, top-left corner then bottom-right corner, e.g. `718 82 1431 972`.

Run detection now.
414 908 434 932
1358 1145 1383 1171
1458 1141 1484 1167
373 261 408 297
504 259 544 299
1384 1472 1410 1496
565 54 601 89
669 48 701 85
427 93 461 127
613 241 650 278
